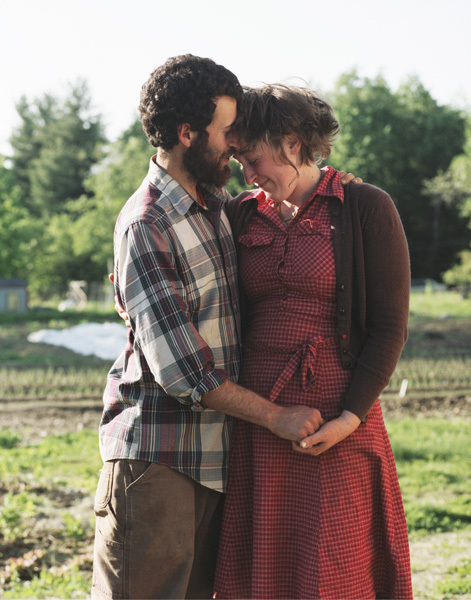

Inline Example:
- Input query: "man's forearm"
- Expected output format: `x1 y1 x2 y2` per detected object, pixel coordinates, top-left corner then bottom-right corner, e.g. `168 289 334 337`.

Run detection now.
203 380 323 442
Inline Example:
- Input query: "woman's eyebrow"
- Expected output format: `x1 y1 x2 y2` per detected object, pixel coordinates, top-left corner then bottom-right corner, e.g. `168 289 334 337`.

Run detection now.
236 145 252 157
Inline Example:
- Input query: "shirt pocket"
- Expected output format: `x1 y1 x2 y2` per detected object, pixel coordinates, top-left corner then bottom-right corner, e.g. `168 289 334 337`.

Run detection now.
237 232 276 297
238 232 275 248
293 219 335 284
297 219 332 239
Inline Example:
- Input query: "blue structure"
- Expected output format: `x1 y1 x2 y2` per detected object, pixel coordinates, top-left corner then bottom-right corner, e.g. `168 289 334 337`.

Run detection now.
0 278 28 312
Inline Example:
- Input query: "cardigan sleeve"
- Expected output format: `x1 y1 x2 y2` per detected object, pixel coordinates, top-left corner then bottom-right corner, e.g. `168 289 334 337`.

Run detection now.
340 185 410 421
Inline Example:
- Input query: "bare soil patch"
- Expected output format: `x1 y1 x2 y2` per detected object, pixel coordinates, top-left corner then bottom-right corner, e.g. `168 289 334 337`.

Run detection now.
4 392 471 447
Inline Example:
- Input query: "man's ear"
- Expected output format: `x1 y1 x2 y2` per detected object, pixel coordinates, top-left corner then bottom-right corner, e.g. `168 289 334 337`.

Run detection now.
178 123 197 148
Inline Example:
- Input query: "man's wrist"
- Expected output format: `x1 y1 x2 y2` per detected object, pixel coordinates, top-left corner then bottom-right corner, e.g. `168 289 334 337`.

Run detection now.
265 403 284 433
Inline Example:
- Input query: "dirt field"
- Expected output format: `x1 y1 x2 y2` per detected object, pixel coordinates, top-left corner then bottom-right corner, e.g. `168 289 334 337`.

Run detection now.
4 392 471 445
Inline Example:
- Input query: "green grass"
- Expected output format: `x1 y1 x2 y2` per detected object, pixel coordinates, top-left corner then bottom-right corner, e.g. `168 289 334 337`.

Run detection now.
410 290 471 319
0 430 101 597
436 559 471 598
0 366 107 400
0 430 102 493
387 419 471 536
389 355 471 391
0 306 118 326
3 562 92 599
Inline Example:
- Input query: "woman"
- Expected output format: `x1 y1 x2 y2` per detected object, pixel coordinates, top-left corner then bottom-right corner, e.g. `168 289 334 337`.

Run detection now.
214 85 413 599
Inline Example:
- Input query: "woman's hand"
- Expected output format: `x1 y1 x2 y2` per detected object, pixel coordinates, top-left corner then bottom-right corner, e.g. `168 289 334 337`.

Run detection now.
109 273 131 328
292 410 361 456
338 171 363 184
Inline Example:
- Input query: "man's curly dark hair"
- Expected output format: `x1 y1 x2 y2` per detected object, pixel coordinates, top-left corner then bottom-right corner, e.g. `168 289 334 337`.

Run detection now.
139 54 243 150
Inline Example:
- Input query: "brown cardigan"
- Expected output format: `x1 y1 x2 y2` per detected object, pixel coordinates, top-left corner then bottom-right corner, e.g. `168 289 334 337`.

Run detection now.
225 182 411 422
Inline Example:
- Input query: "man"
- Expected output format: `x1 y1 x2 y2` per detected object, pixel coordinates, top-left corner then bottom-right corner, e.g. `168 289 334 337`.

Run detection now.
92 55 325 600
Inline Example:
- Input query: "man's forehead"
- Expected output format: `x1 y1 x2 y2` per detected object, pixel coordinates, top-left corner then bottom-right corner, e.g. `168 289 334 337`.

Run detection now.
212 96 237 124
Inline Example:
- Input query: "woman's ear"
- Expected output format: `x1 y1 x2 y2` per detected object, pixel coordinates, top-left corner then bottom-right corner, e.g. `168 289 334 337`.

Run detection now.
177 123 196 148
284 135 301 156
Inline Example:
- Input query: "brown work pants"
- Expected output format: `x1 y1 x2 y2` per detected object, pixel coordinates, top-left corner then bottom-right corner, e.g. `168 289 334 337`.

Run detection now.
91 460 224 599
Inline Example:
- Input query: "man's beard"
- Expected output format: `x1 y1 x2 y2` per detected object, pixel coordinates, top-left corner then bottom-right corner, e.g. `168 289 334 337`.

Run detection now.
183 132 234 188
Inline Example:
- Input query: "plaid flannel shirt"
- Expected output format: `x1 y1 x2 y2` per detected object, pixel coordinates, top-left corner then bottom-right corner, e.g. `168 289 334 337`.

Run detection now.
99 157 241 492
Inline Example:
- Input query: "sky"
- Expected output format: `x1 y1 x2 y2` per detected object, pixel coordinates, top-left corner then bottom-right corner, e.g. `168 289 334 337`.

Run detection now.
1 0 470 155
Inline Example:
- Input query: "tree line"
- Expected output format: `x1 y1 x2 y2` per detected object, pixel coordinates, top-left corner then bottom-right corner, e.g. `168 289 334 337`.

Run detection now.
1 73 470 300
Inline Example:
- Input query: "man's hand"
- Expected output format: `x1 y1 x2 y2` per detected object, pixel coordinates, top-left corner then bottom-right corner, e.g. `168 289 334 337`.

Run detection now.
269 405 324 442
339 171 363 184
109 273 131 328
203 380 324 442
292 410 361 456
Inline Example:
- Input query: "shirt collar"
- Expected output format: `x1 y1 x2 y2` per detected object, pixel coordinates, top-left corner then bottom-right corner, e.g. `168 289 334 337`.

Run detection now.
147 155 229 216
315 166 345 203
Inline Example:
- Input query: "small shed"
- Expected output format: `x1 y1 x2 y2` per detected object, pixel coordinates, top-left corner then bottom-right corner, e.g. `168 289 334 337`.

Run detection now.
0 278 28 312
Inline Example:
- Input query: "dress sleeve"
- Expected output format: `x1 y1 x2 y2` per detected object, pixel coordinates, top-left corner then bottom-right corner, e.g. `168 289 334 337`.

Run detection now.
341 188 410 421
116 220 227 410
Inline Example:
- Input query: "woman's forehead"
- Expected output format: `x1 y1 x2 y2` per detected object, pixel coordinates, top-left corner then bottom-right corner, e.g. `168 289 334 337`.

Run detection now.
235 141 263 158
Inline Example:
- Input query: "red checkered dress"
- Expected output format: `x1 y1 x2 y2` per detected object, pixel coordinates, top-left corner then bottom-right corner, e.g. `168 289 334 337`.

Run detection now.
214 181 412 599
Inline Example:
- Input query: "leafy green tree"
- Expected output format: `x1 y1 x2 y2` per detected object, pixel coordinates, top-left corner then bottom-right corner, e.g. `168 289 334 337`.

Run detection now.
0 156 40 281
70 120 154 277
443 250 471 295
9 93 57 205
226 160 250 197
9 81 106 217
329 71 467 278
6 82 108 295
428 115 471 291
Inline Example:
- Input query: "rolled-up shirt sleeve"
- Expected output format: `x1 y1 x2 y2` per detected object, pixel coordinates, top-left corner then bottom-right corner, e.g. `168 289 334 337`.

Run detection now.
117 220 227 408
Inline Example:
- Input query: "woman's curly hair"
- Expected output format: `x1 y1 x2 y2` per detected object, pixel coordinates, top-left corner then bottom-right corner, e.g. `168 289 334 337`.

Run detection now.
139 54 243 150
234 84 340 165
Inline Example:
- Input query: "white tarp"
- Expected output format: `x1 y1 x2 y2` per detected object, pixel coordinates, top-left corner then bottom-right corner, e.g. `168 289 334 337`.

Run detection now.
27 322 129 361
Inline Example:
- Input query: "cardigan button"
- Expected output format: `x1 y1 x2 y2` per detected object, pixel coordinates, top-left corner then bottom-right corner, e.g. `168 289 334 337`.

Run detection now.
339 308 345 314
